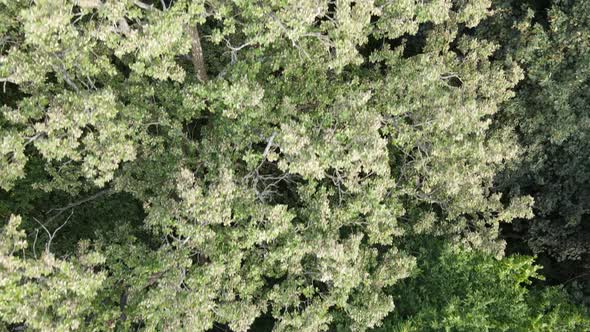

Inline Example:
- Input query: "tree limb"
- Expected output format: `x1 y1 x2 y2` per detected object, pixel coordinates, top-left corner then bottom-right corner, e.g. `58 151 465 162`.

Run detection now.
33 210 73 253
0 77 15 93
45 189 111 224
134 0 153 10
51 63 80 92
24 132 46 147
262 131 277 159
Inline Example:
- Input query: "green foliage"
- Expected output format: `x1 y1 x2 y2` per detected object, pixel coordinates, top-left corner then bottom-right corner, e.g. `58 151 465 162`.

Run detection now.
0 0 587 331
0 215 107 331
486 0 590 264
372 239 590 332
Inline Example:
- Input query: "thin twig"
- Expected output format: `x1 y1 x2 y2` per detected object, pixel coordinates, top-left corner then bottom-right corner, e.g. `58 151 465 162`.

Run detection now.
47 210 73 252
224 38 255 65
51 62 80 92
32 228 39 259
33 217 52 252
268 12 311 60
564 272 590 285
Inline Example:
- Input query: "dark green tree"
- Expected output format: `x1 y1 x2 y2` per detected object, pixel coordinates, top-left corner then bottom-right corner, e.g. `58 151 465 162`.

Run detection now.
480 0 590 303
371 239 590 332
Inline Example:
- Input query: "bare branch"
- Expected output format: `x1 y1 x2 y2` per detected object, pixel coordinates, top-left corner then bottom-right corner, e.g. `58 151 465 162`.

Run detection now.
0 77 15 93
24 132 45 147
116 18 131 36
147 271 165 286
34 210 73 253
326 170 346 205
47 210 73 252
244 131 278 179
32 228 39 259
46 189 111 215
51 62 80 92
224 38 256 65
134 0 153 10
224 40 254 52
33 217 52 253
45 189 111 224
33 218 51 240
262 131 277 159
119 285 129 322
440 73 464 84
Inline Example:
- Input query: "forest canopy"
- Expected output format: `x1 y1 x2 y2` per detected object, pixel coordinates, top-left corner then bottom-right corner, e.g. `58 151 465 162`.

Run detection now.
0 0 588 331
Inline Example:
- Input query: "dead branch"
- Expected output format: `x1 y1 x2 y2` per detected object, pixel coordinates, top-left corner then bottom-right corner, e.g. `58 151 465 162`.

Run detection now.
33 210 73 253
1 76 15 93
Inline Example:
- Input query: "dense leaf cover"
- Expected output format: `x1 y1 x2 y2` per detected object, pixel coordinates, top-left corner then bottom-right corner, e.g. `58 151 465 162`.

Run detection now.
0 0 588 331
480 0 590 306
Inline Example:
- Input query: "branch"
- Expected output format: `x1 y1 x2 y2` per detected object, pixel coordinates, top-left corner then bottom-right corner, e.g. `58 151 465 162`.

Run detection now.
45 189 111 224
262 131 277 159
224 38 255 65
48 211 73 251
0 77 15 93
51 63 80 92
188 25 208 83
440 73 464 84
268 12 311 60
24 132 46 147
564 272 590 284
46 189 111 214
32 228 39 259
244 131 279 181
134 0 154 10
147 271 165 287
33 210 73 253
119 286 129 322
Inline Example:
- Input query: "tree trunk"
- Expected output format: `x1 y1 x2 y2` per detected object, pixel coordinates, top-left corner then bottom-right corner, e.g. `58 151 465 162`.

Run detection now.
189 25 208 83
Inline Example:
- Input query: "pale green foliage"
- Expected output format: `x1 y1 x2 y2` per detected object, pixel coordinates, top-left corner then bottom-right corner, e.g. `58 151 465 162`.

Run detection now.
370 27 531 257
0 132 26 190
0 215 106 331
138 168 418 331
32 90 137 186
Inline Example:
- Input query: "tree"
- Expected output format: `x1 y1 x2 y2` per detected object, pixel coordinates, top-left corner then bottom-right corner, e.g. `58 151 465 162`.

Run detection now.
369 238 590 332
480 0 590 302
0 0 579 331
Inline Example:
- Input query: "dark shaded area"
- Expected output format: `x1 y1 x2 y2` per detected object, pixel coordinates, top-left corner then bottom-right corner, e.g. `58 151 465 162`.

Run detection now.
530 0 552 27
